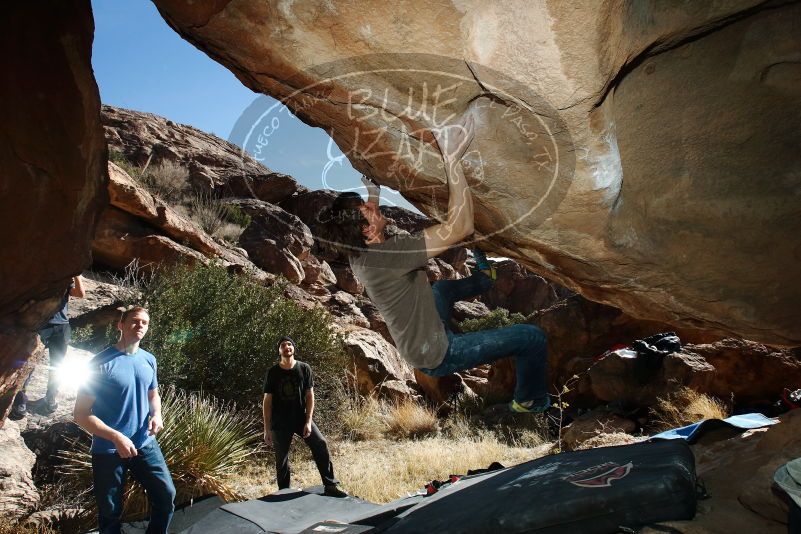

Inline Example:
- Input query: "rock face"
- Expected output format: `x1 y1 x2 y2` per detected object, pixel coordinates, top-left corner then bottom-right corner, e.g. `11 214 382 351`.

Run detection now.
532 296 719 396
92 206 208 271
0 419 39 518
587 339 801 409
107 161 221 257
153 0 801 346
482 260 568 316
0 1 107 423
561 408 638 451
233 199 314 283
93 162 268 281
103 105 302 201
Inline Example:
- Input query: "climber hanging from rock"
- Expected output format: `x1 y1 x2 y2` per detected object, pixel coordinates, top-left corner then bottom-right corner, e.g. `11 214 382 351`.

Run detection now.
319 111 550 413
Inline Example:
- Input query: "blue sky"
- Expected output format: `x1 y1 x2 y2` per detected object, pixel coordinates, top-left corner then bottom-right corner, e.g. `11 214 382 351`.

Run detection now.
91 0 415 210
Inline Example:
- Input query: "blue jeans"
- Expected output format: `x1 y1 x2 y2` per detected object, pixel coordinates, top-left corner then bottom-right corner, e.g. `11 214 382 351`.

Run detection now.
422 271 549 403
92 440 176 534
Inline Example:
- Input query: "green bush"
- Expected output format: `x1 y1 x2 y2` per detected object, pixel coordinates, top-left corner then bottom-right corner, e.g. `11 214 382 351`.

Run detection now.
458 307 527 333
138 262 343 406
57 387 261 525
223 203 252 228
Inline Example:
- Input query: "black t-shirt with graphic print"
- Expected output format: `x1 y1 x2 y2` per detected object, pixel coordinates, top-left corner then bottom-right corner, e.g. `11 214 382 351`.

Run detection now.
263 361 314 431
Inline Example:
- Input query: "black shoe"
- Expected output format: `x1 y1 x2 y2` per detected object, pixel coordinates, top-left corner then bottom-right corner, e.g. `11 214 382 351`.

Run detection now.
324 485 348 498
9 391 28 420
42 398 58 415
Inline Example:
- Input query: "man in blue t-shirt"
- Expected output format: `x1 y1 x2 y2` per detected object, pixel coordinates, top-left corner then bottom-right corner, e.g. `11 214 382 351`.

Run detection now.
74 306 176 534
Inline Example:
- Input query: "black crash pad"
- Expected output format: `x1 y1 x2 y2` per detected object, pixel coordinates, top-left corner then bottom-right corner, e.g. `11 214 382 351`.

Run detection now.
180 486 381 534
383 440 697 534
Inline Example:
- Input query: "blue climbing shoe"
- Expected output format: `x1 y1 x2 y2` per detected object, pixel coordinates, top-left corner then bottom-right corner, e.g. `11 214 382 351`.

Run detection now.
472 248 496 280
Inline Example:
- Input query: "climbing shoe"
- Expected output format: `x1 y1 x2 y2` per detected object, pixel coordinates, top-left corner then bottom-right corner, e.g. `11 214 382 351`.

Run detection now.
472 248 497 280
509 396 551 414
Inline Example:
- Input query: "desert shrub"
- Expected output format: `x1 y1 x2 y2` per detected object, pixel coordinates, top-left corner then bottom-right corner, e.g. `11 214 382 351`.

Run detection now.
222 203 252 228
70 325 94 346
57 387 260 525
458 307 527 333
138 262 343 407
385 400 439 439
141 160 189 202
650 387 729 432
187 191 227 235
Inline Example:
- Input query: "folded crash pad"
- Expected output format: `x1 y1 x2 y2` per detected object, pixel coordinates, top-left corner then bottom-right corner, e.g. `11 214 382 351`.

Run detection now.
650 412 777 444
180 486 381 534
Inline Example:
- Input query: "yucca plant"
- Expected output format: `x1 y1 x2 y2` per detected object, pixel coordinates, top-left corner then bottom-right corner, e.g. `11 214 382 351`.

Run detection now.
57 386 262 523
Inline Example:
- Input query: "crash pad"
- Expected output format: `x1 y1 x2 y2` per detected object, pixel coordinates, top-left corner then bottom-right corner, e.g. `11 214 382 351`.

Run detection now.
650 413 778 444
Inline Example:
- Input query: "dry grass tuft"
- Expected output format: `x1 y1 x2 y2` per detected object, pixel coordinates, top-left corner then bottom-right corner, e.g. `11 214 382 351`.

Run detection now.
0 516 57 534
339 394 386 441
650 387 729 432
385 400 439 439
214 221 245 243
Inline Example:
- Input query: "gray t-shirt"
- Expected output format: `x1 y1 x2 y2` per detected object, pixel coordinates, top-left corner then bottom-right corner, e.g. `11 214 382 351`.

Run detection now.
350 234 448 369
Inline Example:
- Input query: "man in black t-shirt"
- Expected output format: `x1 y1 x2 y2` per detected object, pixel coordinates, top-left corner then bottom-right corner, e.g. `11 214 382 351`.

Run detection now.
262 336 347 497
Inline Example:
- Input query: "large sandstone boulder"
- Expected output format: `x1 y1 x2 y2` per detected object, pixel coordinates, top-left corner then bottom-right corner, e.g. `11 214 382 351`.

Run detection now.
343 327 414 395
92 207 208 271
301 255 337 286
532 295 718 398
0 0 107 423
107 161 221 257
153 0 801 346
103 162 268 276
682 339 801 408
330 263 365 295
231 199 314 284
324 292 370 329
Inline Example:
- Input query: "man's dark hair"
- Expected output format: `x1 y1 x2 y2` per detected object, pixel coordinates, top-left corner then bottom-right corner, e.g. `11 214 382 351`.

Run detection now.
317 192 369 259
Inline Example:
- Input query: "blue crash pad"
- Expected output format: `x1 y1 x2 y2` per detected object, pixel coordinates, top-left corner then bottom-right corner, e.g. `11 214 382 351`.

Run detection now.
650 413 778 444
